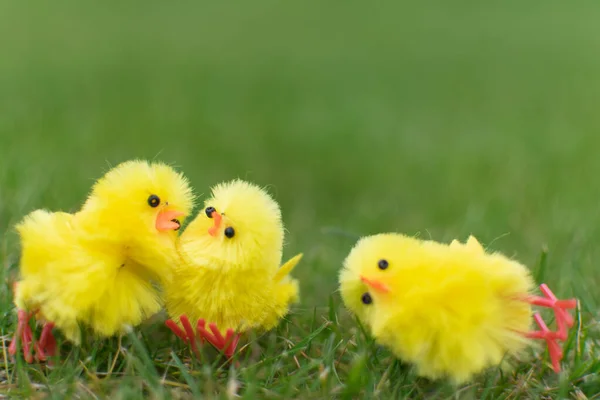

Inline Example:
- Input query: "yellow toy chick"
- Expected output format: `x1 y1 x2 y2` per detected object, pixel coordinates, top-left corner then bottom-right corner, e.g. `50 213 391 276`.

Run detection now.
339 233 577 384
164 179 302 358
9 160 195 363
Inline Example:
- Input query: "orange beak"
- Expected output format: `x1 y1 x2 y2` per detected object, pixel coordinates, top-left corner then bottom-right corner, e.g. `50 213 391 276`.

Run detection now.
360 275 390 293
208 211 222 236
156 209 185 232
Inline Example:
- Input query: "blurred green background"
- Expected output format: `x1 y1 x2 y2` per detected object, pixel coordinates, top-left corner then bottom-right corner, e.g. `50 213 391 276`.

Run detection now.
1 1 599 311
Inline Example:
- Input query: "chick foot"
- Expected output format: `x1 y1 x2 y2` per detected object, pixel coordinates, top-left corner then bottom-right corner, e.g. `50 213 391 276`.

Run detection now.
34 322 57 362
526 283 577 340
196 319 240 360
8 312 57 364
165 315 205 355
526 313 564 372
8 310 34 363
524 283 578 372
166 316 240 361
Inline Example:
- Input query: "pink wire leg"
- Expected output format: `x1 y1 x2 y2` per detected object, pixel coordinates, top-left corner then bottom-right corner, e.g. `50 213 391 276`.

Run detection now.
524 283 578 373
166 316 241 361
8 310 34 363
526 313 562 372
165 315 205 356
196 319 240 360
35 322 57 362
526 284 577 340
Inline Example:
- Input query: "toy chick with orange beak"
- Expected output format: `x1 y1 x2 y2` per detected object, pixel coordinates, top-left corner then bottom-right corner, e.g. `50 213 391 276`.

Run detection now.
164 179 302 359
9 160 194 362
339 233 578 384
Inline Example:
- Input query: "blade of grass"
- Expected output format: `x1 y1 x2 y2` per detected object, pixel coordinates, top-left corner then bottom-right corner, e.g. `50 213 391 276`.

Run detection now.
126 330 163 397
534 245 548 284
170 351 201 398
341 352 368 400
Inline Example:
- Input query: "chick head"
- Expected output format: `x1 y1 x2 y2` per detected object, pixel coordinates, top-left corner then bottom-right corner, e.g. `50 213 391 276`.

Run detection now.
180 179 284 271
81 160 195 272
339 233 429 327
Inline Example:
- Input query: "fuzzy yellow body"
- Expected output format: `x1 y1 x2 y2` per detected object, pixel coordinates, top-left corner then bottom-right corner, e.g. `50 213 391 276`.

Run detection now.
165 180 300 334
339 233 535 384
14 160 194 344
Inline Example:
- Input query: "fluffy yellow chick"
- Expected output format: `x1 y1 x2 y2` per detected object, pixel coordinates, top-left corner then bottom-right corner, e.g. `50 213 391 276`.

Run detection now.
9 160 194 363
164 179 301 358
339 233 577 384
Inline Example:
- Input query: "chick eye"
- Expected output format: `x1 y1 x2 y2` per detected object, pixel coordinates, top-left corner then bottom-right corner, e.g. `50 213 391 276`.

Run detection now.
224 227 235 238
148 194 160 208
378 259 389 270
205 206 216 217
361 292 372 305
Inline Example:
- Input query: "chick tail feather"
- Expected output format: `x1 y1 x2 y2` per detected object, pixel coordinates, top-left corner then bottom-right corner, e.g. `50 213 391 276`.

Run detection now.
273 253 303 283
15 210 73 278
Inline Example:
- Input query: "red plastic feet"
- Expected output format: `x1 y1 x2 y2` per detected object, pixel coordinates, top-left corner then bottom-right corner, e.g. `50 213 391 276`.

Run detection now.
8 310 56 363
166 315 204 354
166 315 240 359
196 319 240 359
525 283 578 372
8 310 34 363
35 322 57 361
526 314 563 372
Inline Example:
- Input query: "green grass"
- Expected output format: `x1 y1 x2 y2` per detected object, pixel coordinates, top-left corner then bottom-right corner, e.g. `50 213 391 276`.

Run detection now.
1 1 600 398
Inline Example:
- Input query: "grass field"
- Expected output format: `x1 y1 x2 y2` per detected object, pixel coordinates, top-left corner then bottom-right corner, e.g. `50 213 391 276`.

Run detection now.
1 2 600 398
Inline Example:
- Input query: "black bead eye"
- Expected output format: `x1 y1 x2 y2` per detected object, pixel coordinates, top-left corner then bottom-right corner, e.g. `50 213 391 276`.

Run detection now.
148 194 160 208
361 292 372 305
224 227 235 238
378 259 389 270
205 206 216 218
